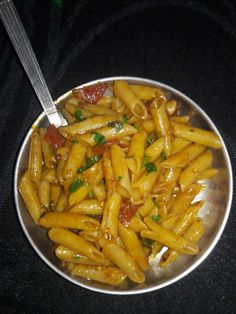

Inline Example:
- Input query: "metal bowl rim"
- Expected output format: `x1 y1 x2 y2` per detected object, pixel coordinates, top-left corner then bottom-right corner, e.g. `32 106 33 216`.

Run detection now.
13 76 233 295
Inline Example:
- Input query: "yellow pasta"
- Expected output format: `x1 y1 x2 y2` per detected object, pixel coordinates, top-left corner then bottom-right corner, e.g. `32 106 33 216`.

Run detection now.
19 170 41 224
145 137 164 162
103 243 145 283
179 151 213 191
119 222 149 270
170 183 202 214
39 128 55 169
76 124 137 146
40 212 100 230
19 79 221 286
28 131 42 185
114 80 148 119
171 122 222 149
49 228 106 263
127 131 147 174
131 84 156 100
69 199 104 215
59 114 122 137
63 142 86 179
72 265 127 286
110 145 131 197
160 218 205 267
142 218 199 255
55 245 111 266
38 179 50 209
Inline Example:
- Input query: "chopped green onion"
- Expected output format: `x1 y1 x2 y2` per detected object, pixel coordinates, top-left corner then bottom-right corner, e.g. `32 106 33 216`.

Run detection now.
72 139 79 143
123 115 129 123
141 238 154 248
160 152 167 161
145 162 157 173
142 154 150 166
73 254 81 260
74 109 85 121
69 179 84 193
108 120 124 132
93 132 106 146
77 155 102 173
118 176 123 181
147 133 155 145
152 215 161 222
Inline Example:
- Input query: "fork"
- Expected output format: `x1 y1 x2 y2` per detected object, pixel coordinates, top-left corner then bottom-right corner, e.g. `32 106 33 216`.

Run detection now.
0 0 67 127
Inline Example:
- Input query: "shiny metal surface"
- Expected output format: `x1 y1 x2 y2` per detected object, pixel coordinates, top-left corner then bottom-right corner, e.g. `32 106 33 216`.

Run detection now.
14 76 233 295
0 0 67 127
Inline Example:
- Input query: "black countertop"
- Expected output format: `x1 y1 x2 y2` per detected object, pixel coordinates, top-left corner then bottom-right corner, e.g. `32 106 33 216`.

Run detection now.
0 0 235 313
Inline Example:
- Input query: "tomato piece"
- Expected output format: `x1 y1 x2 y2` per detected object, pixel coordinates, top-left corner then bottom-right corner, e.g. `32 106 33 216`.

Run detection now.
44 125 65 150
73 82 107 104
92 139 120 155
119 198 140 226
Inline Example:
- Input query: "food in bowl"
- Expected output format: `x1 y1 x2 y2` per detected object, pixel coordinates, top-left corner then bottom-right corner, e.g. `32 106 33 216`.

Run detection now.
18 79 222 286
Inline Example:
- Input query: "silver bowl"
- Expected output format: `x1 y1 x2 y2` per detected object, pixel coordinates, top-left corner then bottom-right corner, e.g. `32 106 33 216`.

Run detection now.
14 76 233 294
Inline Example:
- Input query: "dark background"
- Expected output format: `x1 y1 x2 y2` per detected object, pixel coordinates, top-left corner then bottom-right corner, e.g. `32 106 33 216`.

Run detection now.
0 0 235 313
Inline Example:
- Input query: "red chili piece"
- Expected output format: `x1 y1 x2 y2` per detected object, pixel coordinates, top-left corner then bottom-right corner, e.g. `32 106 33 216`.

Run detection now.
44 124 65 150
119 198 140 226
73 82 107 104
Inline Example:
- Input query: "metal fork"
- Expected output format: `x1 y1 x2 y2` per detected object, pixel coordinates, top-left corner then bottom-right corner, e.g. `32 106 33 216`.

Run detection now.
0 0 67 127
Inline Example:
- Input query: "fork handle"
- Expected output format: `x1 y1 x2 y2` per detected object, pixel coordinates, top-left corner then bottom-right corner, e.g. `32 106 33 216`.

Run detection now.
0 0 64 127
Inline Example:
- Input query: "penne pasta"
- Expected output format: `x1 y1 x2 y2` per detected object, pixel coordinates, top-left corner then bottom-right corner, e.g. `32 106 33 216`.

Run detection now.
127 131 147 174
142 218 199 255
19 170 42 224
59 114 122 137
179 151 213 191
160 218 205 267
72 265 127 286
76 124 137 146
69 199 104 215
28 131 42 185
171 122 222 149
49 228 107 263
55 245 112 266
63 142 86 179
161 143 206 169
110 145 131 197
38 179 50 209
119 222 149 270
40 212 100 230
114 80 148 119
103 242 145 283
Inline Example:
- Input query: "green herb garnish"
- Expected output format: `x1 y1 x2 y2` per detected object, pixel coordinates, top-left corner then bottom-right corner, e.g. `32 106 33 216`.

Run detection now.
142 238 154 248
69 179 84 193
93 132 106 146
145 162 157 173
160 152 167 161
147 134 155 145
74 109 85 121
142 154 150 166
123 115 129 123
77 155 102 173
72 139 79 143
74 254 81 260
152 215 161 222
108 120 124 132
118 176 123 181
